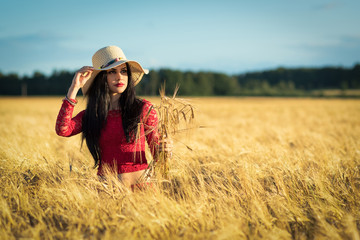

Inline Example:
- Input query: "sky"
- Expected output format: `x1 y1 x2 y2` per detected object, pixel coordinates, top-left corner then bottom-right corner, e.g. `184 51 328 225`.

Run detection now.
0 0 359 76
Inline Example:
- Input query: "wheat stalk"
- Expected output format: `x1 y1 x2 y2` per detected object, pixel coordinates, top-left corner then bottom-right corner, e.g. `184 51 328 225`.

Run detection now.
137 85 195 185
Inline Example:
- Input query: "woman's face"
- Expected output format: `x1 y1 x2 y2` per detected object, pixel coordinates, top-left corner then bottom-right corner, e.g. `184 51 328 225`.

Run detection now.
106 63 128 95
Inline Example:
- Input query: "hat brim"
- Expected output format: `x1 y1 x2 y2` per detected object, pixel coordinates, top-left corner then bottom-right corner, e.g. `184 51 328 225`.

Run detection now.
81 59 149 95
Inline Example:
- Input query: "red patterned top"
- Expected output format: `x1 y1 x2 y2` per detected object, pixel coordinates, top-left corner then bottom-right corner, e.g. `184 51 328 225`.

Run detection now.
55 99 159 175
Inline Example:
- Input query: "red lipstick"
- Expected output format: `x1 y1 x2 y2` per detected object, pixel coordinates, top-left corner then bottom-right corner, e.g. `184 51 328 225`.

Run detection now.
115 83 124 87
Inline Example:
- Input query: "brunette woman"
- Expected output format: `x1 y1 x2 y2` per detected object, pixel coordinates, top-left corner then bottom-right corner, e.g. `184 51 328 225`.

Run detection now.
56 46 170 187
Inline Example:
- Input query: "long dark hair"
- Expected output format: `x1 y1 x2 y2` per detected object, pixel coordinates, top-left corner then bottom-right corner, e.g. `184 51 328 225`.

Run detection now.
82 63 144 167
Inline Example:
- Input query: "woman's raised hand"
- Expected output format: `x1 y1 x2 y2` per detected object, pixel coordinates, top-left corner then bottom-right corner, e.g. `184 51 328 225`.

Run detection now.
72 66 94 89
67 66 94 99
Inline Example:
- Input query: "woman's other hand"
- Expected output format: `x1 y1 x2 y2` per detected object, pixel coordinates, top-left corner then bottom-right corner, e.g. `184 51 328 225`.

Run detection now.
158 138 173 158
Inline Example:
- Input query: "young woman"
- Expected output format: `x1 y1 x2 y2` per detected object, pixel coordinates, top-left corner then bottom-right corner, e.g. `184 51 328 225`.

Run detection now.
56 46 171 187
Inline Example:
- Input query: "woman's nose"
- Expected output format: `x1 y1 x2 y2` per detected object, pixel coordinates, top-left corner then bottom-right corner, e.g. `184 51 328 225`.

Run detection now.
116 72 123 80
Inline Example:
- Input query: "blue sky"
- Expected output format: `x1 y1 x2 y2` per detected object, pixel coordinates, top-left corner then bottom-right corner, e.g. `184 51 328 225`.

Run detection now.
0 0 359 76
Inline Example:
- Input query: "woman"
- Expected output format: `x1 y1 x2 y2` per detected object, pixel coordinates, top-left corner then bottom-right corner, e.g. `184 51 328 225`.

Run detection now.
56 46 170 187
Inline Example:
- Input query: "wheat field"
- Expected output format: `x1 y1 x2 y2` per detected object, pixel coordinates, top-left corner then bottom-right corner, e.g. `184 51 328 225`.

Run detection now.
0 97 359 239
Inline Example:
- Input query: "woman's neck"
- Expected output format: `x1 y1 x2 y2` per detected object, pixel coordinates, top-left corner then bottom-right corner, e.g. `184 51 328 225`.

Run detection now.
109 93 120 110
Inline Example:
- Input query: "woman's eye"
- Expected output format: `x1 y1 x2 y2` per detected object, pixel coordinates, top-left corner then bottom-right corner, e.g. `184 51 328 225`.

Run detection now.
121 69 127 74
108 70 116 74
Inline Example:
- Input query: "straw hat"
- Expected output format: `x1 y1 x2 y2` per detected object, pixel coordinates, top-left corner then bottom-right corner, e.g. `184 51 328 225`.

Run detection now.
81 46 149 95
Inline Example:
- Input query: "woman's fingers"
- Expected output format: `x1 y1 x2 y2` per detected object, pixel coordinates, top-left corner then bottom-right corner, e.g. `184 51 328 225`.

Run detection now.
159 138 173 144
159 141 173 147
71 66 95 88
77 66 94 82
80 66 94 71
81 70 92 78
158 139 173 152
159 146 172 151
77 66 94 75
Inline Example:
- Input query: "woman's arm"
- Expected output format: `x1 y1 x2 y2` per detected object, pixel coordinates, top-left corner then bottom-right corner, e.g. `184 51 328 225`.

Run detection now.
55 100 85 137
143 101 160 157
55 66 94 137
142 101 173 160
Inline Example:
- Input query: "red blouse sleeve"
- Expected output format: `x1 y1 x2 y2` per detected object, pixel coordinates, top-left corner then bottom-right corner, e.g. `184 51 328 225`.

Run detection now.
55 99 85 137
142 100 159 157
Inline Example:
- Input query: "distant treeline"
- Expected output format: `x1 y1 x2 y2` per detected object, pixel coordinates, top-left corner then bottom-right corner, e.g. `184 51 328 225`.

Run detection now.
1 64 359 96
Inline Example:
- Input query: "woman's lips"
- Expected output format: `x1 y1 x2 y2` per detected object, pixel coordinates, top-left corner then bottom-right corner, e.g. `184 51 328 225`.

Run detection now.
115 83 124 87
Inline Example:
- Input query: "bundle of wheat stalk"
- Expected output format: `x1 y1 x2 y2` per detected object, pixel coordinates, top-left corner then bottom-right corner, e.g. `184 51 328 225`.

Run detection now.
137 85 195 185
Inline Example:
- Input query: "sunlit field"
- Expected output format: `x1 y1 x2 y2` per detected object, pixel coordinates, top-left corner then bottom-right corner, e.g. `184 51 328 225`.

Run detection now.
0 97 359 239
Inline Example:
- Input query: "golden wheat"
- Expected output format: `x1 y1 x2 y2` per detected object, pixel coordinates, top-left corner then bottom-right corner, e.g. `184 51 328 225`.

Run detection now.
138 86 196 183
0 97 359 239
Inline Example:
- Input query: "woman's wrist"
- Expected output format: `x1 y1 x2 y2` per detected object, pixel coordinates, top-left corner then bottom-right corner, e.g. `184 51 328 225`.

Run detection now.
63 95 77 106
67 83 80 100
